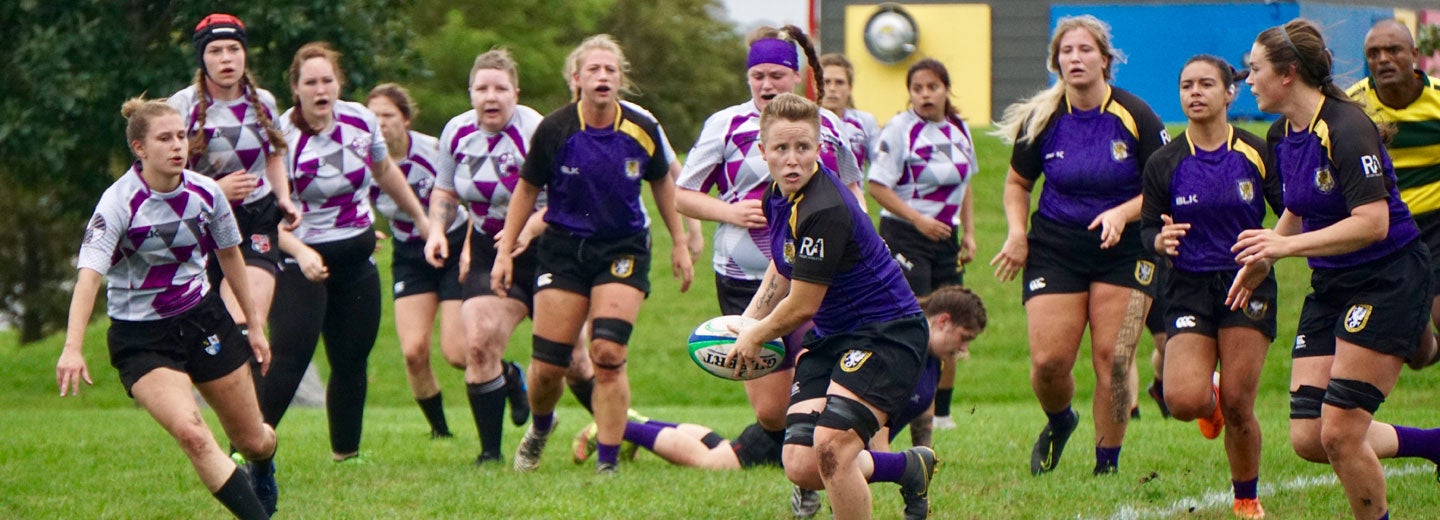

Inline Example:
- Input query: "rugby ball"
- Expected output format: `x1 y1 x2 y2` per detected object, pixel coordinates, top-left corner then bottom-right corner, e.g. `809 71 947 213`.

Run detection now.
687 315 786 381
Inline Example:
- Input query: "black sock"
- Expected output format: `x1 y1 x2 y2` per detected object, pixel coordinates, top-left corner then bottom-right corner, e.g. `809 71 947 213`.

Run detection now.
417 393 451 436
934 387 954 417
467 377 507 458
568 377 596 414
213 467 268 520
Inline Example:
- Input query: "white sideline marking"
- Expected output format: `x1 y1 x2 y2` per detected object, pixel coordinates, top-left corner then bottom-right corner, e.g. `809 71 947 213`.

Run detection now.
1101 463 1432 520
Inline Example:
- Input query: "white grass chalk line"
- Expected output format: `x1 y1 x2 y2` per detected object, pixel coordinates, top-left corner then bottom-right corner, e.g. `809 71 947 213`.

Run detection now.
1099 463 1432 520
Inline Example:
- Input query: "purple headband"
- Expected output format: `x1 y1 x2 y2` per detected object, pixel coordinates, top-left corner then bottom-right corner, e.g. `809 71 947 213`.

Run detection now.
748 38 799 71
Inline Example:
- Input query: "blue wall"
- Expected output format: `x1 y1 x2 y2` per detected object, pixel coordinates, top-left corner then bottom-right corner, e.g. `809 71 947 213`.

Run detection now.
1052 2 1396 122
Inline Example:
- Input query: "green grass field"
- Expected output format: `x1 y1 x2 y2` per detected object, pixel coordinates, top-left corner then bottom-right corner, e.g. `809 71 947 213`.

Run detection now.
3 123 1439 518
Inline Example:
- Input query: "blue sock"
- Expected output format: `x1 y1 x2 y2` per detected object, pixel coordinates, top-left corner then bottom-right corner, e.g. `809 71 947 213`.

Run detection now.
597 443 620 465
1233 477 1258 500
623 421 664 450
868 451 906 483
1394 425 1440 464
1047 406 1076 428
533 413 554 433
1379 511 1388 520
1096 445 1122 469
646 420 679 429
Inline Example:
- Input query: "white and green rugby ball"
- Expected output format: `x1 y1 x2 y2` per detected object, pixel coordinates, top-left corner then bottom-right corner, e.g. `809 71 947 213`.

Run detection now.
687 315 786 381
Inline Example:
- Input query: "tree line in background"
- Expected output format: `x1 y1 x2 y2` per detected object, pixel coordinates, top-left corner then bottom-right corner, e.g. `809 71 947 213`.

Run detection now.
0 0 745 343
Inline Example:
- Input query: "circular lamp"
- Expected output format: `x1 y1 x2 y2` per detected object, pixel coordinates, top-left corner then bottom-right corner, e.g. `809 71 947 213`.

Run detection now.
863 3 919 64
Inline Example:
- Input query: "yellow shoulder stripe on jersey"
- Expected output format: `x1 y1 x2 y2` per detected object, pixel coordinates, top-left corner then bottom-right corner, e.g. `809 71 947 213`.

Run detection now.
617 118 657 158
1104 98 1139 140
1231 126 1268 179
1306 97 1332 164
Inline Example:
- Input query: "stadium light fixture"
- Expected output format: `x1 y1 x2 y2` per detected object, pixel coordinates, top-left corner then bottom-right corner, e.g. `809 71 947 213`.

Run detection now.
863 3 918 64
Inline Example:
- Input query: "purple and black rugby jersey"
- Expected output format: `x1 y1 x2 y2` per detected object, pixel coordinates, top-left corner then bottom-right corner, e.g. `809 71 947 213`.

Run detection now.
78 165 242 321
522 102 668 240
1267 98 1418 269
1011 87 1168 228
1140 126 1283 273
763 166 920 337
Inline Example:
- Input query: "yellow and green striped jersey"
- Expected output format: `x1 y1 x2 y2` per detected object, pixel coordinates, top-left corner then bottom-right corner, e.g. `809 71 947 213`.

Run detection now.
1348 72 1440 215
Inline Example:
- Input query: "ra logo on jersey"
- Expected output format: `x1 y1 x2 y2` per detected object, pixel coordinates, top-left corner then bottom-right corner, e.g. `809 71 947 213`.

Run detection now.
1110 140 1130 162
783 240 796 264
624 158 641 179
1244 300 1269 320
1314 168 1335 194
610 256 635 278
839 349 873 373
1134 260 1156 286
1237 180 1254 203
1344 304 1373 333
799 237 824 260
1360 154 1382 178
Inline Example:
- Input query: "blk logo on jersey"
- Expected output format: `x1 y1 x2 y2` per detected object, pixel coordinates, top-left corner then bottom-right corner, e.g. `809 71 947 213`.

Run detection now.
611 256 635 278
1238 180 1254 203
1174 315 1197 329
1361 155 1382 178
1344 304 1373 333
1314 168 1335 194
1044 151 1066 160
561 165 580 175
839 349 872 373
1134 260 1156 286
1175 194 1199 206
799 237 824 260
1110 140 1130 162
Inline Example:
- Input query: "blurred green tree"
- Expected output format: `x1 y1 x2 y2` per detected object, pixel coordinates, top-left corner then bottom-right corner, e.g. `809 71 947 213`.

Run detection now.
0 0 419 343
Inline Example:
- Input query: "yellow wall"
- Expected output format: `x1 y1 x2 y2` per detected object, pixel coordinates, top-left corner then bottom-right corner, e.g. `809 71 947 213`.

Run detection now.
844 3 991 127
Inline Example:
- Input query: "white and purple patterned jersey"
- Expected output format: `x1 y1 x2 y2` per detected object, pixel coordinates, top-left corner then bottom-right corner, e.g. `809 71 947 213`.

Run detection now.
436 106 544 236
280 101 387 244
678 101 862 280
167 85 281 206
869 110 977 226
841 107 882 169
369 130 464 243
78 165 241 321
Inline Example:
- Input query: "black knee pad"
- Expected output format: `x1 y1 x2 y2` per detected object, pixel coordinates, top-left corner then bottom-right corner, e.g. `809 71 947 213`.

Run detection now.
700 432 726 450
591 318 634 345
816 395 881 445
1324 378 1386 414
784 412 820 447
733 422 782 467
531 336 573 367
1290 385 1325 420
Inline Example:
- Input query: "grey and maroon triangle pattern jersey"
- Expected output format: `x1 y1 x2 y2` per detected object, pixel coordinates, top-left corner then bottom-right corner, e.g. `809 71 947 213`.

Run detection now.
78 165 241 321
168 85 280 206
281 100 388 245
370 130 465 243
435 106 544 237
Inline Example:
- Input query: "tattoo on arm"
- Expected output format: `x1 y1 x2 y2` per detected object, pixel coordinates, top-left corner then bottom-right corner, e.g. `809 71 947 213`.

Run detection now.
436 200 457 227
758 278 779 310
